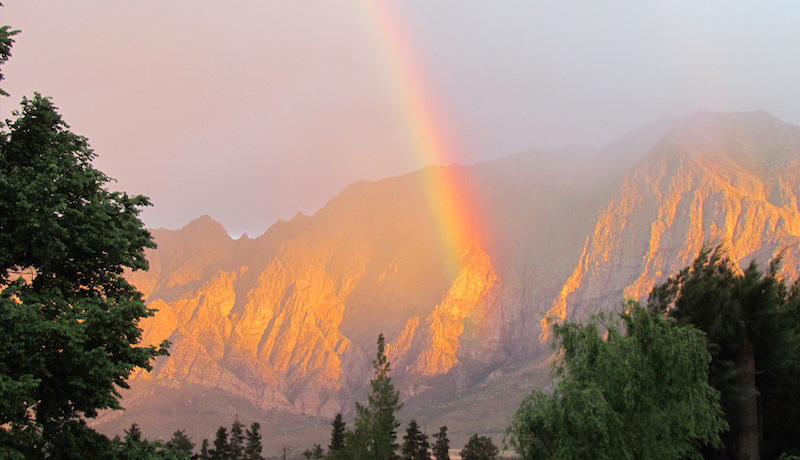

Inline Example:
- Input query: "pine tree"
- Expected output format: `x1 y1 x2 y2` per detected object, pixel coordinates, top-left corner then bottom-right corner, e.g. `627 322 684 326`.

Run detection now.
418 431 431 460
210 427 230 460
244 422 264 460
432 426 450 460
401 420 430 460
199 439 211 460
401 420 423 460
166 430 195 459
353 333 403 460
118 423 158 460
329 413 346 453
230 419 245 459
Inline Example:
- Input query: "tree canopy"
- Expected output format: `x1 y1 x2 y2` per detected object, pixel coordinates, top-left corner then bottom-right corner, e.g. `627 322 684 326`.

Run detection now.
460 434 498 460
648 246 800 460
0 19 167 457
508 304 726 460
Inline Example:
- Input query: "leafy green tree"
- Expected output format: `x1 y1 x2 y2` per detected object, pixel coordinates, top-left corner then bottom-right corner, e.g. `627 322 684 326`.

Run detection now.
0 85 167 458
45 420 117 460
244 422 264 460
508 304 726 460
210 427 230 460
328 413 346 453
0 22 19 96
648 246 800 460
401 420 430 460
352 334 403 460
431 426 450 460
460 435 498 460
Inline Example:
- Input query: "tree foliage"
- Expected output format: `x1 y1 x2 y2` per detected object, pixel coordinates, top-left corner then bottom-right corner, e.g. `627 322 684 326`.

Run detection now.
460 434 498 460
210 427 230 460
229 419 245 460
0 23 19 96
401 419 431 460
431 426 450 460
166 430 195 459
350 333 403 460
648 246 800 460
328 413 346 453
244 422 264 460
509 304 726 460
0 64 166 459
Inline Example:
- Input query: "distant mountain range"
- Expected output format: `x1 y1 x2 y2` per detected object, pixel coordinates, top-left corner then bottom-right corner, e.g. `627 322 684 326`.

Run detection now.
94 111 800 455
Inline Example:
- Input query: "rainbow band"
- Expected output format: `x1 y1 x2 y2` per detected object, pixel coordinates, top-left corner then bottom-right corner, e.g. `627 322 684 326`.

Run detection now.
360 0 482 275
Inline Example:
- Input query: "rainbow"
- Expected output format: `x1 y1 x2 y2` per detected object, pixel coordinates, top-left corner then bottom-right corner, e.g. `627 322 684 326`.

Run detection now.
358 0 484 275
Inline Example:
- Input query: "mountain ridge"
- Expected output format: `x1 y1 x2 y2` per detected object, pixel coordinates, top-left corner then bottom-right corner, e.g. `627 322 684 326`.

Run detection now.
97 111 800 454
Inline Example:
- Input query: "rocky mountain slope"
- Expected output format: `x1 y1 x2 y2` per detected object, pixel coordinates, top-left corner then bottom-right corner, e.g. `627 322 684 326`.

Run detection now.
95 112 800 452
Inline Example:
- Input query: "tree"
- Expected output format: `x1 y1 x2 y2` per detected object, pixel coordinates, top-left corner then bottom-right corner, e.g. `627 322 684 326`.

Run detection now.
198 439 211 460
229 419 245 460
0 89 167 456
244 422 264 460
0 22 19 96
418 431 431 460
210 427 230 460
166 430 194 460
329 413 346 453
648 246 800 460
118 423 159 460
431 426 450 460
352 333 403 460
303 445 324 460
401 420 430 460
460 435 498 460
508 304 726 460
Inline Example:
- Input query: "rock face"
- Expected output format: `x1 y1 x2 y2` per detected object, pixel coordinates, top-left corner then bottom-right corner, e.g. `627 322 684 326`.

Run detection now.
548 112 800 329
103 111 800 445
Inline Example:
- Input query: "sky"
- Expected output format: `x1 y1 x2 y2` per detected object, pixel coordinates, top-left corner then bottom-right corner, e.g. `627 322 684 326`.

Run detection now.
2 1 799 237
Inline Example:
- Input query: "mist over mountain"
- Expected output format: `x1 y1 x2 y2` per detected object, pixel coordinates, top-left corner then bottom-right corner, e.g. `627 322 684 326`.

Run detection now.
94 112 800 454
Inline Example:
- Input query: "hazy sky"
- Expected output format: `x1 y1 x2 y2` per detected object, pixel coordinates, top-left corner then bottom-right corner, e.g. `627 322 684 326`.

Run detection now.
2 1 799 236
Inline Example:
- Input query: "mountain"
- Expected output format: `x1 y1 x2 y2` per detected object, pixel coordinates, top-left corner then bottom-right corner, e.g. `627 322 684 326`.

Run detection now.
549 111 800 327
94 112 800 454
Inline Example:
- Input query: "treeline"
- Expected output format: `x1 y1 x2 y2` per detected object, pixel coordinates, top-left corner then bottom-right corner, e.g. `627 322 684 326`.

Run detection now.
301 335 502 460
